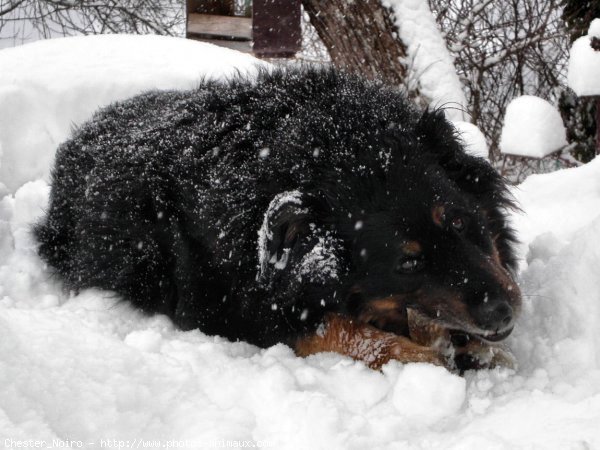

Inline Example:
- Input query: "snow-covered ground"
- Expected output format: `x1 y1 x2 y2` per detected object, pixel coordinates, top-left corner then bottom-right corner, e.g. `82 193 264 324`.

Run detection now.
2 35 600 449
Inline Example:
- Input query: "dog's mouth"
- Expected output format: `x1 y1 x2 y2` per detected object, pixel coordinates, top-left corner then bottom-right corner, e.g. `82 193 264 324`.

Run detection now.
470 326 514 342
473 327 514 342
414 307 515 343
355 293 516 344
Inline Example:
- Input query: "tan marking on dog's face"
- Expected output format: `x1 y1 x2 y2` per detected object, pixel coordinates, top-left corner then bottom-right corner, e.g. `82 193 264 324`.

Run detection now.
485 252 522 316
486 213 521 315
401 240 422 256
432 204 445 227
404 288 488 335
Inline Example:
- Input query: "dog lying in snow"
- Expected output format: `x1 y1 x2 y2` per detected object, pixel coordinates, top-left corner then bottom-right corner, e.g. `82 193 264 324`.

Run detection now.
35 67 521 372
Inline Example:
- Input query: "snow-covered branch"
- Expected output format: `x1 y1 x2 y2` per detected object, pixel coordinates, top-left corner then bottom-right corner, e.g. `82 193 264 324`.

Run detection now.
429 0 568 160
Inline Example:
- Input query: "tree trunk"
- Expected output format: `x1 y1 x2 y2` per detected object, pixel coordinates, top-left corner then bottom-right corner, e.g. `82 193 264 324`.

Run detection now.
301 0 408 87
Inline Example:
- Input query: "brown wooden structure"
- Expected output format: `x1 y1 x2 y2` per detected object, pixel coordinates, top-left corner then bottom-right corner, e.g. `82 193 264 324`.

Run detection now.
186 0 301 58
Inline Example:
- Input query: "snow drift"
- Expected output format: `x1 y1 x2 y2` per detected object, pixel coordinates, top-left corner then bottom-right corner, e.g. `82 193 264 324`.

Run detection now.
0 34 264 193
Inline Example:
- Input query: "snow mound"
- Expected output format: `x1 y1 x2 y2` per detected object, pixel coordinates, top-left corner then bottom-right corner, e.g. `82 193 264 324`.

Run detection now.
568 18 600 97
452 121 489 159
384 0 467 121
392 364 466 427
0 34 265 193
511 157 600 246
499 95 567 158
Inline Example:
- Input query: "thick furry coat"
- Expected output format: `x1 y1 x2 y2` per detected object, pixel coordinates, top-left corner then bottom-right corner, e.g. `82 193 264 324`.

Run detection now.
36 67 518 353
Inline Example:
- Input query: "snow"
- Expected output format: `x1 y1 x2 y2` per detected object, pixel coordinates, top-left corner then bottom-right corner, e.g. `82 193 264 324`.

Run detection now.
0 34 265 193
499 95 568 158
295 232 342 284
257 193 341 287
451 121 489 159
392 364 466 427
384 0 468 122
590 19 600 38
2 34 600 448
568 18 600 97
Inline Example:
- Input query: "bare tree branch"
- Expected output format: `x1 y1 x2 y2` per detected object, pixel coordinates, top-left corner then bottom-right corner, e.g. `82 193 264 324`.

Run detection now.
0 0 185 45
429 0 568 162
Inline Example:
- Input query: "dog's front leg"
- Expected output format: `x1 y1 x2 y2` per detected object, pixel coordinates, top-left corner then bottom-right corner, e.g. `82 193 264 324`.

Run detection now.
294 313 448 370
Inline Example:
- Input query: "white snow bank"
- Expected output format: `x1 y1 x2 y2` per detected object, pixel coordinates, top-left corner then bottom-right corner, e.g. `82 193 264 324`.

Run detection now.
0 34 264 193
507 158 600 413
499 95 568 158
511 157 600 247
384 0 467 121
4 151 600 449
2 34 600 448
590 18 600 38
568 18 600 97
452 121 489 159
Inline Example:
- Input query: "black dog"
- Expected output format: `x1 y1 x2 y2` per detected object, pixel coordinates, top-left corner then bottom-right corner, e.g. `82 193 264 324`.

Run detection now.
35 67 521 370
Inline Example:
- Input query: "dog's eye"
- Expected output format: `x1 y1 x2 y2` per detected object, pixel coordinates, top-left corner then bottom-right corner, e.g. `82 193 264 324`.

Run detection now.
395 257 424 274
451 217 465 232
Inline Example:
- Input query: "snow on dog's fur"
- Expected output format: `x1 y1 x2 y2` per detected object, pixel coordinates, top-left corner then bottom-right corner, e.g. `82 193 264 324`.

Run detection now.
35 67 520 371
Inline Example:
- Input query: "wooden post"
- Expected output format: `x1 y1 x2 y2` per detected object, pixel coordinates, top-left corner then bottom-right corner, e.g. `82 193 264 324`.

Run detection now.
252 0 301 58
187 0 234 16
186 0 252 52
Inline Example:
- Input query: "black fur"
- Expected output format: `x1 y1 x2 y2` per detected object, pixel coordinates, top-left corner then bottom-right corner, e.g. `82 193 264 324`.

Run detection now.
35 67 519 349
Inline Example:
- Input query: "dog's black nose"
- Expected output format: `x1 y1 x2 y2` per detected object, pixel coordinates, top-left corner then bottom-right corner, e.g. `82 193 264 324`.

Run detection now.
474 298 514 332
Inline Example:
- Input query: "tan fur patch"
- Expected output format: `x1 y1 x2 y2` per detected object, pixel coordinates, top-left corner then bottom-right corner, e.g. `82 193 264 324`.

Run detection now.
401 240 422 256
432 204 445 227
357 295 407 333
488 233 500 263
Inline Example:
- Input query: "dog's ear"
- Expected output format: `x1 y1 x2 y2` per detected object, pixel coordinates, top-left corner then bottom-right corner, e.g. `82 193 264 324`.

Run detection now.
258 191 311 281
416 109 505 199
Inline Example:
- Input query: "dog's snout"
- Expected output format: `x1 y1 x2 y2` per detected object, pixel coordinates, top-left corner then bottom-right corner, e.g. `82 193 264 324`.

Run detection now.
474 297 514 331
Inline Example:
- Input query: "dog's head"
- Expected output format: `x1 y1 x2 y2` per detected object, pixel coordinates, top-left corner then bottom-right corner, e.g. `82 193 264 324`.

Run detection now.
258 109 521 342
343 190 521 342
339 110 521 342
